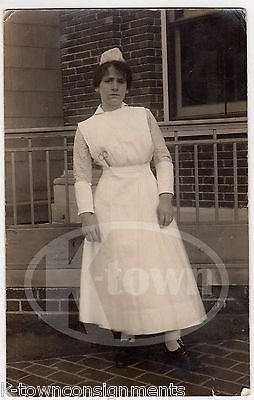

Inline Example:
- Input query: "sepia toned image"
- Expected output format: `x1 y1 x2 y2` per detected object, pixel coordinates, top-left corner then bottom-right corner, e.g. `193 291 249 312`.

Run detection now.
4 8 249 397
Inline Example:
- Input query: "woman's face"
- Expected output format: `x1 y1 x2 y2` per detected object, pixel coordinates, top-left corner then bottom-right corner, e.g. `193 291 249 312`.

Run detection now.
96 65 128 111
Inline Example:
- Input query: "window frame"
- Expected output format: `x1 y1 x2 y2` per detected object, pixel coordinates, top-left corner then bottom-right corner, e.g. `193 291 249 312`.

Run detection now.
160 9 247 122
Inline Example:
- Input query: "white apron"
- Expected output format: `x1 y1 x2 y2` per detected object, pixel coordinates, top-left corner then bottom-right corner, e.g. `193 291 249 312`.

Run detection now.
79 106 206 335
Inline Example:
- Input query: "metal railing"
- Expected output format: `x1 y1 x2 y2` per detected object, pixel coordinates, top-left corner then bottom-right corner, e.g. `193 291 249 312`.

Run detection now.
165 134 247 224
5 127 75 227
5 118 248 227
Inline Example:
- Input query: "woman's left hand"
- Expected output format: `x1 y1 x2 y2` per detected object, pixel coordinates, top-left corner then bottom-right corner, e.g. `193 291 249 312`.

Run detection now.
157 193 174 228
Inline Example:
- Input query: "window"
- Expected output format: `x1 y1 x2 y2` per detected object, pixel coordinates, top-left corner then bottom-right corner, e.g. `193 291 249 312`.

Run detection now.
167 10 247 120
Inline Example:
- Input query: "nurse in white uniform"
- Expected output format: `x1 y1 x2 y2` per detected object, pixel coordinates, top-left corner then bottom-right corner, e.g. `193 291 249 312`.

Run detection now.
73 48 207 369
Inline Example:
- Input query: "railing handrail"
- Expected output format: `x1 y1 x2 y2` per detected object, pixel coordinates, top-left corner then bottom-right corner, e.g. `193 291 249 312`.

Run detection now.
160 116 247 126
5 126 75 134
5 116 247 139
5 131 75 140
5 124 248 227
5 128 248 142
5 137 248 152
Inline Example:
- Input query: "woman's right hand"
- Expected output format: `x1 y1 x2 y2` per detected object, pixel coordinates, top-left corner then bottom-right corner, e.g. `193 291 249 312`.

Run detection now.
80 212 101 242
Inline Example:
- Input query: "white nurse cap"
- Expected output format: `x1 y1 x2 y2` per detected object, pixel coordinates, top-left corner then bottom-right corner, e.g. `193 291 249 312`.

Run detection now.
99 48 125 65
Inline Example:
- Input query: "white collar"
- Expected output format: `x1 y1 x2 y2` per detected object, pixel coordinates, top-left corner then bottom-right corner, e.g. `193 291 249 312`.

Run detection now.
94 102 128 115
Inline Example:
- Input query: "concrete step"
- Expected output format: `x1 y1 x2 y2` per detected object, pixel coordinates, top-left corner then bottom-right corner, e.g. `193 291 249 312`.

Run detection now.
6 222 248 286
6 263 249 288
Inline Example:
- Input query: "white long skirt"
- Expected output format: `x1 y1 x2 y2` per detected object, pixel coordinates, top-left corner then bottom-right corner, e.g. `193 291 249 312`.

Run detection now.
79 163 207 335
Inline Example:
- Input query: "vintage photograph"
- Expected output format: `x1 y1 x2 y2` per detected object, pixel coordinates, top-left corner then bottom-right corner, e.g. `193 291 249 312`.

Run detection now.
5 7 249 397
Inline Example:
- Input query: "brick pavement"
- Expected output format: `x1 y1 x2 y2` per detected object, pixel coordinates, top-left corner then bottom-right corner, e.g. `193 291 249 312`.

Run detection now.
6 339 250 397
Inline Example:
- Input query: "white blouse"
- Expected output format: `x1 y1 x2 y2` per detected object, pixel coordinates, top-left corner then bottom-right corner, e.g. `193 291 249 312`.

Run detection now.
73 104 174 215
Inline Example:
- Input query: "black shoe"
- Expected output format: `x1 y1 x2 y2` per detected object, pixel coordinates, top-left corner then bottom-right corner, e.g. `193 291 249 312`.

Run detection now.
114 347 137 368
164 339 203 371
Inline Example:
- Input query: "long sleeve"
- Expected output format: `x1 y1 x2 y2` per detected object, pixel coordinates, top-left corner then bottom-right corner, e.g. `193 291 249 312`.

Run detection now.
146 109 174 195
73 125 94 215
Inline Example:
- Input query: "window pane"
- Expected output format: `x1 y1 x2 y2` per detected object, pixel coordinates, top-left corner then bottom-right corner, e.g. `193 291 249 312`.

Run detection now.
174 10 246 113
181 14 225 107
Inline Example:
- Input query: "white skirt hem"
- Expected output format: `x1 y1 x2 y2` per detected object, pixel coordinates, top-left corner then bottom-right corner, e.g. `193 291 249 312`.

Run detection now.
78 314 207 336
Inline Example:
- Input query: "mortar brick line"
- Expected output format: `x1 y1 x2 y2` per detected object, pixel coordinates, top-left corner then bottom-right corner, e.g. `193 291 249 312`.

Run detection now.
105 373 182 387
190 345 234 358
195 374 248 393
197 360 249 376
17 365 62 378
201 379 247 396
197 349 249 369
109 361 177 377
46 358 92 371
7 361 34 369
17 368 90 386
228 362 249 373
128 372 194 388
234 374 250 383
103 362 168 378
51 370 114 386
54 361 90 374
8 361 59 372
75 368 117 383
108 365 169 381
58 355 177 382
20 299 62 310
29 357 69 365
224 352 249 362
166 370 218 387
50 378 103 387
8 363 59 376
7 359 58 368
106 361 193 383
7 367 33 381
44 367 90 380
58 357 118 372
73 350 116 370
91 353 137 363
5 298 35 304
205 359 242 371
215 344 249 354
186 348 228 358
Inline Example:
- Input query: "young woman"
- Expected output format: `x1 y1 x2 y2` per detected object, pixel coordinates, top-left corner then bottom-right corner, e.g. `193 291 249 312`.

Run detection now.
73 48 207 369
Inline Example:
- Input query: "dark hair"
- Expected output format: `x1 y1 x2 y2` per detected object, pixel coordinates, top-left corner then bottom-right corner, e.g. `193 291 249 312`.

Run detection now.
93 60 132 89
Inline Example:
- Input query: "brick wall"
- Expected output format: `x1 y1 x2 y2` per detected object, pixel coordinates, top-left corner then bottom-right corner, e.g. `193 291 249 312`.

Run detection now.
5 285 249 361
5 286 249 321
6 285 248 329
59 9 163 124
6 288 79 315
166 140 248 209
